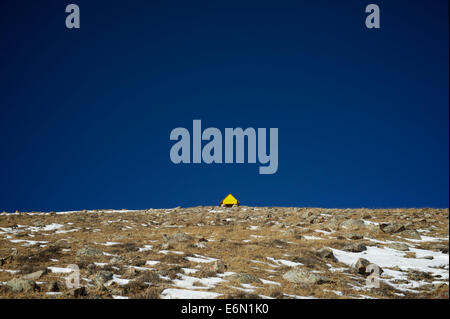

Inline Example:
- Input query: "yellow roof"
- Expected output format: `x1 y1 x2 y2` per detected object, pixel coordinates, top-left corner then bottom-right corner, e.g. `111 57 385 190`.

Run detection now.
220 194 240 205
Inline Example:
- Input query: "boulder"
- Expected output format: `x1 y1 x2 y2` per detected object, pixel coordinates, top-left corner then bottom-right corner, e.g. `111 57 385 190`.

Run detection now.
47 281 60 292
316 248 337 261
346 233 364 240
379 223 405 234
231 273 262 284
399 229 421 240
76 247 103 258
7 278 37 293
342 243 367 253
91 271 114 286
341 219 365 230
21 269 47 281
355 258 370 275
70 286 87 298
387 243 409 251
282 267 330 285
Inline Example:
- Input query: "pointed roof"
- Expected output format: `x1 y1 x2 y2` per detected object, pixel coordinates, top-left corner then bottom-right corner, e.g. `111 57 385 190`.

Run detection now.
220 193 240 206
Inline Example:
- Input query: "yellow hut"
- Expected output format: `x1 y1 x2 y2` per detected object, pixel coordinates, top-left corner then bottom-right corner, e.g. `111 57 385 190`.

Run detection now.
220 194 240 207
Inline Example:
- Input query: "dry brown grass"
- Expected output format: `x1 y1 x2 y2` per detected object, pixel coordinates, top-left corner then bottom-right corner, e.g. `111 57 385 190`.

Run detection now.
0 207 448 299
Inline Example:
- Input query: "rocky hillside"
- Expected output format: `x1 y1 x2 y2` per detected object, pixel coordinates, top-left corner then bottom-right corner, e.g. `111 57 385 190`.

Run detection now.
0 207 448 299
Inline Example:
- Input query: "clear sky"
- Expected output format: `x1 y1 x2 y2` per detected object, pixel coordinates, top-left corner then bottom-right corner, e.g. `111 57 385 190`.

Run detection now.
0 0 448 211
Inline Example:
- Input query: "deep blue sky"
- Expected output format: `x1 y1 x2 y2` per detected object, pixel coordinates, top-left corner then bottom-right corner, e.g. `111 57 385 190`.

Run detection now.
0 0 448 211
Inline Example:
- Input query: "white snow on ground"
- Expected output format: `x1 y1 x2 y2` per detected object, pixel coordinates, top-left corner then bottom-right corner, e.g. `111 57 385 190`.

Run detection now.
46 292 63 296
182 268 199 274
315 229 334 234
283 293 316 299
9 239 48 246
112 295 129 299
363 220 379 226
401 235 449 243
229 285 255 293
109 275 130 286
158 250 184 255
145 260 160 266
0 269 20 274
100 242 120 246
330 245 449 292
48 267 75 274
94 262 108 267
248 225 260 230
266 257 302 267
138 245 153 252
185 254 218 263
160 288 222 299
55 228 80 234
330 246 448 276
260 278 281 286
171 274 225 290
33 224 64 232
303 235 325 241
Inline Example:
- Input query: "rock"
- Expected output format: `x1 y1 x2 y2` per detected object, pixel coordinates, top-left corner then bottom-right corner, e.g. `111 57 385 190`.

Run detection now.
316 248 337 261
400 229 421 240
109 256 124 264
21 269 47 281
355 258 370 275
282 267 330 285
70 286 87 298
91 271 114 286
7 278 37 293
124 267 139 278
48 281 59 292
355 258 383 276
379 223 405 234
342 243 367 253
52 239 71 249
421 256 434 260
76 247 103 258
347 233 364 240
232 273 262 284
163 232 192 243
387 243 409 251
211 260 227 273
341 219 365 230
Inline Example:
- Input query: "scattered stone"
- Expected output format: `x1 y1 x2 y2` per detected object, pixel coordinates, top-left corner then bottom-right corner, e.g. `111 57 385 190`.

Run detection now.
347 233 364 240
91 271 114 287
109 256 124 264
7 278 37 293
232 273 262 284
316 248 337 261
22 269 47 281
282 267 330 285
341 219 365 230
342 243 367 253
379 223 405 234
163 232 192 243
355 258 371 275
70 286 87 298
400 229 421 240
76 247 103 258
